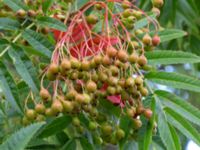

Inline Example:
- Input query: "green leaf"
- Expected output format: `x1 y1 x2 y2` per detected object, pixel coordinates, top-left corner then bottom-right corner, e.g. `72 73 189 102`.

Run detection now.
0 18 20 30
22 29 53 58
123 141 138 150
158 29 187 42
145 50 200 65
145 71 200 92
79 138 93 150
38 115 71 138
0 62 22 114
143 97 156 150
135 13 156 30
61 139 76 150
99 99 121 117
156 98 179 150
0 39 9 46
119 116 133 148
37 16 67 31
0 122 44 150
168 124 182 150
8 45 39 93
155 90 200 126
42 0 54 13
165 107 200 145
3 0 28 11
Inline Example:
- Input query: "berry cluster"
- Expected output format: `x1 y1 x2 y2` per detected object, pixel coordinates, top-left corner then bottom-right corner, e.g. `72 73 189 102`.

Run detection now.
23 0 163 145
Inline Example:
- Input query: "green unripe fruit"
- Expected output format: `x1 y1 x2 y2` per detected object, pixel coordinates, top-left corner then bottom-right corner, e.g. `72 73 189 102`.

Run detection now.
46 71 56 81
98 72 108 82
116 85 123 94
86 81 97 93
36 115 45 122
75 94 85 104
117 50 128 62
89 121 97 130
127 107 136 117
125 77 135 87
136 105 145 115
62 100 74 112
152 0 164 8
95 4 103 10
40 88 51 102
22 117 30 125
121 91 130 100
81 60 90 71
140 87 149 96
66 90 77 100
137 55 148 66
122 9 133 18
118 78 126 87
116 128 125 140
77 126 84 133
135 76 143 85
94 137 103 145
152 7 160 17
108 77 118 86
27 9 37 17
61 58 71 72
16 9 26 18
133 119 142 129
45 108 53 117
94 55 102 65
143 34 152 45
70 71 79 80
133 10 143 19
127 16 136 24
91 73 98 82
101 124 113 136
70 58 81 69
72 117 80 126
102 55 112 66
48 63 59 74
35 103 45 114
122 0 131 9
51 100 63 114
129 53 138 64
107 86 116 95
86 15 98 24
90 107 98 117
132 41 139 49
83 93 92 104
26 109 37 120
106 47 117 58
135 29 143 35
110 136 117 145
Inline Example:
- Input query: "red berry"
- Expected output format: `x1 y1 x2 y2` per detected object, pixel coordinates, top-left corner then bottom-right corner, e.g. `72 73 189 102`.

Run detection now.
144 108 153 119
152 35 161 46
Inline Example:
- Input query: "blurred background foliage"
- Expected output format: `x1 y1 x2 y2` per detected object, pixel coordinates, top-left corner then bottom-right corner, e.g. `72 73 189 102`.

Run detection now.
139 0 200 108
0 0 199 149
